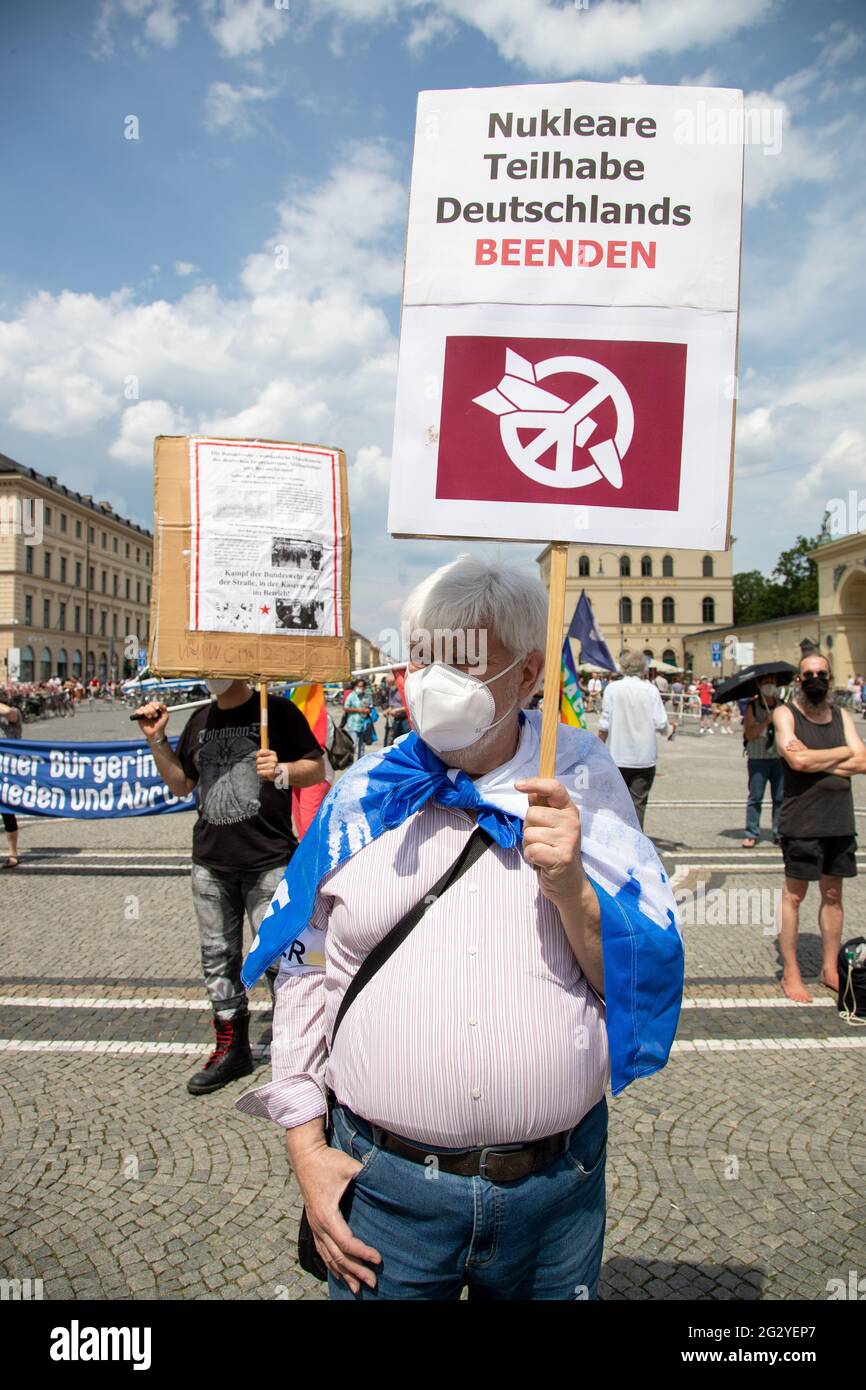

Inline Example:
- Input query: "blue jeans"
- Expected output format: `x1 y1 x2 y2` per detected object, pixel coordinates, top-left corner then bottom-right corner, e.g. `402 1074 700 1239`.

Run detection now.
346 728 365 762
745 758 784 839
327 1097 608 1301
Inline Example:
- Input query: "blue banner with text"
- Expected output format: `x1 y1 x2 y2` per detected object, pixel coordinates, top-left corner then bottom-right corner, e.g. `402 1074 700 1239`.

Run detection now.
0 739 196 818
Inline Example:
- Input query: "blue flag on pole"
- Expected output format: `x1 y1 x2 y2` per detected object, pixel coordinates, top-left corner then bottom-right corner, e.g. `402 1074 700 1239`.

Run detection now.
567 590 617 671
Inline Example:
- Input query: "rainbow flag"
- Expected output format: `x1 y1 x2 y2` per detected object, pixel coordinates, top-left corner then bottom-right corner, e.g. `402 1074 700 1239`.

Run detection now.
289 683 327 744
560 639 586 728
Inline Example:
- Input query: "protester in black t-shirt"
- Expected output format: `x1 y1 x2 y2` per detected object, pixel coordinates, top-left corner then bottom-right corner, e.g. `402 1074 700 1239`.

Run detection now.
773 654 865 1003
134 680 324 1094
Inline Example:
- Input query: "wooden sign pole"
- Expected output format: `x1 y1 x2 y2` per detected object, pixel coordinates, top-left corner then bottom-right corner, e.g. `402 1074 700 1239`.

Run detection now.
539 542 569 782
259 679 269 751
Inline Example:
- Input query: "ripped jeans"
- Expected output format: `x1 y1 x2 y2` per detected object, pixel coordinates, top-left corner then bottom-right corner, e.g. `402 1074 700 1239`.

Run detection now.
190 863 284 1019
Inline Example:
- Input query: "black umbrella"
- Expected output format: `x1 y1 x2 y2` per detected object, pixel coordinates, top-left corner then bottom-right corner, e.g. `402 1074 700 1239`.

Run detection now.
712 661 797 703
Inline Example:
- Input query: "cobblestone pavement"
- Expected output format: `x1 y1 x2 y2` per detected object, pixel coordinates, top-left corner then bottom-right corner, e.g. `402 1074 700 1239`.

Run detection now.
1 707 865 1300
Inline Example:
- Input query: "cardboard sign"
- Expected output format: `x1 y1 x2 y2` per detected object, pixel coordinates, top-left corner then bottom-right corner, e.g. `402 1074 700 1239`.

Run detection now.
149 436 351 680
389 80 744 550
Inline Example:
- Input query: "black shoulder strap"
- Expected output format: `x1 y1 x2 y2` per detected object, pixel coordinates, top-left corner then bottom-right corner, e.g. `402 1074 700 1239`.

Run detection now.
331 825 493 1048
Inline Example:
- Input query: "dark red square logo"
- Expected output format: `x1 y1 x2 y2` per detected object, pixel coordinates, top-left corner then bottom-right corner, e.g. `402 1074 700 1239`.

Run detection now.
436 335 687 510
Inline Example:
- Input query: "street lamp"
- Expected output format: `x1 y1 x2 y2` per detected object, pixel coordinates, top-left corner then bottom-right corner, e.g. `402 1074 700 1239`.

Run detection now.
594 551 626 659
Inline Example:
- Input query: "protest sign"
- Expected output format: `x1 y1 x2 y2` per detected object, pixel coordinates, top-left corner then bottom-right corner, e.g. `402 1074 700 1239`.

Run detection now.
0 739 195 819
388 79 744 776
389 80 743 552
150 436 351 682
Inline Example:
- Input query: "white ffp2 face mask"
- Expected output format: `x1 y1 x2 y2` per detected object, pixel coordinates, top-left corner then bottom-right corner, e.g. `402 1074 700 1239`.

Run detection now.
206 679 234 696
403 656 522 754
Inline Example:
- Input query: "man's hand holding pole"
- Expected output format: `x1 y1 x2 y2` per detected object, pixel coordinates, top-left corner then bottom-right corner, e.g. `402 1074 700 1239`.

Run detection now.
516 776 605 999
133 701 195 798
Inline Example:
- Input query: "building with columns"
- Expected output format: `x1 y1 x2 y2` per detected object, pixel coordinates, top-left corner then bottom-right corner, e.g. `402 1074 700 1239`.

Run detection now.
0 452 152 684
537 541 733 669
683 531 866 683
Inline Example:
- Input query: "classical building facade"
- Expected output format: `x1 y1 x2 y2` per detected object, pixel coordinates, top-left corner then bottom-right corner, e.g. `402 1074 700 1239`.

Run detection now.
0 452 152 684
537 542 733 668
349 628 388 673
683 532 866 683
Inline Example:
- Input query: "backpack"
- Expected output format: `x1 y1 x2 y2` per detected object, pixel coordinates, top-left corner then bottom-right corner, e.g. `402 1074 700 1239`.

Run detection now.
743 696 776 755
327 723 355 771
838 938 866 1024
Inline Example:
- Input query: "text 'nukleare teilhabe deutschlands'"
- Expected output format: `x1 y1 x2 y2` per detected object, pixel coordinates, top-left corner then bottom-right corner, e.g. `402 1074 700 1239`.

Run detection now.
434 106 693 270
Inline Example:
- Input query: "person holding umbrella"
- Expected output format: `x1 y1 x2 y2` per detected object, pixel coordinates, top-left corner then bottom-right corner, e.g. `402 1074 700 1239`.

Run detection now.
712 662 798 849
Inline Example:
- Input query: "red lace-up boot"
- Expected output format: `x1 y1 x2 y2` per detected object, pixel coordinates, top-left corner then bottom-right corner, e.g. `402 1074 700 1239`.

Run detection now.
186 1011 254 1095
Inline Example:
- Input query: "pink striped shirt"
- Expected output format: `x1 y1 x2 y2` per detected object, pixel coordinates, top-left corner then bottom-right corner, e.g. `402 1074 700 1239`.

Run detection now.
237 799 609 1147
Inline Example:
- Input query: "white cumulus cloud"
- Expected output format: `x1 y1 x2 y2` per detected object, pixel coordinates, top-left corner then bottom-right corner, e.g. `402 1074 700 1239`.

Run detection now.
203 81 276 137
109 399 190 465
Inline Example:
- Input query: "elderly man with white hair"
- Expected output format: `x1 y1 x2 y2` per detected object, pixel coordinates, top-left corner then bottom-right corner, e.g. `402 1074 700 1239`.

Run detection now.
237 557 683 1301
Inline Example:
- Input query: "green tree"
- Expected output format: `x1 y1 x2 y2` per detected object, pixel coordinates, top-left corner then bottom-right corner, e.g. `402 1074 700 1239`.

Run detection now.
771 535 819 615
733 570 773 624
733 535 819 624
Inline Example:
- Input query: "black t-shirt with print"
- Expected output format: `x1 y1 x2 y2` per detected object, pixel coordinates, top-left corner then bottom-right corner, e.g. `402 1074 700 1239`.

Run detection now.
175 692 322 871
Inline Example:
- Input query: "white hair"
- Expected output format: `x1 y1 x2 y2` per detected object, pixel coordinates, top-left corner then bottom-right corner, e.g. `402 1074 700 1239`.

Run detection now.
401 554 548 659
620 649 647 677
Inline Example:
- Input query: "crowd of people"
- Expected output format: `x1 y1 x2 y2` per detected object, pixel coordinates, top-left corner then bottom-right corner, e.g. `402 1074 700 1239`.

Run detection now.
0 674 126 719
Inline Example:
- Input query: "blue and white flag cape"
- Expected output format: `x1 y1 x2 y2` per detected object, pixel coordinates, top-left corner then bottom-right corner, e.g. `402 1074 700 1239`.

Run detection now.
242 710 684 1096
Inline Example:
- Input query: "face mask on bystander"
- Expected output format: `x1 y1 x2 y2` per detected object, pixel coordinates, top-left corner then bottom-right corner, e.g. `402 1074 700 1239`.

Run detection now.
800 671 830 704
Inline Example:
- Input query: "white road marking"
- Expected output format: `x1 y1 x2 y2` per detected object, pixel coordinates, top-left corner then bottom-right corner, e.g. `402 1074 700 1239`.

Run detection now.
0 1036 863 1056
671 1038 866 1051
0 994 839 1013
0 995 270 1011
680 997 836 1010
0 1039 271 1056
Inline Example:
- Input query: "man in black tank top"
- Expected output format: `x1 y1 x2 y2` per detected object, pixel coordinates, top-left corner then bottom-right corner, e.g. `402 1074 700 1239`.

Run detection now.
773 654 865 1002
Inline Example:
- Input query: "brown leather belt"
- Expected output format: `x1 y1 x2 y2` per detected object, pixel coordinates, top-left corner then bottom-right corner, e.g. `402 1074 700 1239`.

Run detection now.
368 1122 572 1183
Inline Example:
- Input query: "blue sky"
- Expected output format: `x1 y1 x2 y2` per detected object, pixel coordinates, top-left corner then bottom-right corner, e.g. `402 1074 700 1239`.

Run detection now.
1 0 864 642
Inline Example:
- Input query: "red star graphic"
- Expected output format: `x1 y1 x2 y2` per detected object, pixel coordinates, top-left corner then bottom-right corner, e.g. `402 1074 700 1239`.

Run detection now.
260 604 270 614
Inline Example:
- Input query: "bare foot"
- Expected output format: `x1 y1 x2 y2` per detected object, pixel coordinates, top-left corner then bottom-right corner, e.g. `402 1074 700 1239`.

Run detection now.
781 973 812 1003
819 971 839 993
741 837 757 849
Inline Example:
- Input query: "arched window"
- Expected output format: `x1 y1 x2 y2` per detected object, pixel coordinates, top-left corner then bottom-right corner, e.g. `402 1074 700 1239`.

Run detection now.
86 651 95 678
40 646 52 681
702 596 716 623
20 645 34 682
619 596 633 624
641 555 652 577
662 554 674 578
663 648 677 665
578 554 590 577
702 555 714 578
72 649 83 678
619 554 631 577
98 653 108 682
662 596 675 623
643 649 654 661
57 648 68 679
641 596 654 623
